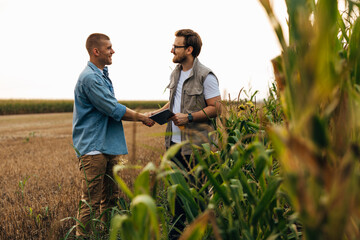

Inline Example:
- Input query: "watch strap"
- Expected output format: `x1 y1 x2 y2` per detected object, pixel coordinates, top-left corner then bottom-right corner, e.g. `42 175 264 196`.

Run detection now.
188 113 193 123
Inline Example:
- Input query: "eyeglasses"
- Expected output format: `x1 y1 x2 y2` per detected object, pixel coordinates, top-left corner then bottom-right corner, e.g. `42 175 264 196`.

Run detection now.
172 45 187 51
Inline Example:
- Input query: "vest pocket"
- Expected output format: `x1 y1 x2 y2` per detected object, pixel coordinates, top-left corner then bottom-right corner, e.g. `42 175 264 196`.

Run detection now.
184 87 205 112
167 81 176 89
168 82 176 101
185 87 203 95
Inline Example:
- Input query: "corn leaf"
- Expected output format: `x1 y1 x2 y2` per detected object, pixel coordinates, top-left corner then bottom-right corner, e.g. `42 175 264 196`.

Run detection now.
113 165 134 200
349 17 360 84
168 185 177 216
109 215 133 240
134 170 150 196
131 194 160 239
251 178 282 225
254 154 267 179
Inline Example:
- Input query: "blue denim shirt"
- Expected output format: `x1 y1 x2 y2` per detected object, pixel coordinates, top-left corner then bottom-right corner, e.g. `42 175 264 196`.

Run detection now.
72 61 128 157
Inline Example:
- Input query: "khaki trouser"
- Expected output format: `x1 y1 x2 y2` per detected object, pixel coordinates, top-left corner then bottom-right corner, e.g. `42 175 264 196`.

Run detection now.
76 154 122 236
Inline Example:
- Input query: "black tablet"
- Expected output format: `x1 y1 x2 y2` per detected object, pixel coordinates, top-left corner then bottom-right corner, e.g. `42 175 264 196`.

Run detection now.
150 109 175 125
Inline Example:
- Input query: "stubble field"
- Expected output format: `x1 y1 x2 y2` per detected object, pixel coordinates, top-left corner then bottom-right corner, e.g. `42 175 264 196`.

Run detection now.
0 112 166 240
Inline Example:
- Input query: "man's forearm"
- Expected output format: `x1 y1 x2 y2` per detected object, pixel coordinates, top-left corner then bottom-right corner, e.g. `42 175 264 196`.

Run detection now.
122 108 146 122
192 96 222 122
191 105 219 122
170 105 221 126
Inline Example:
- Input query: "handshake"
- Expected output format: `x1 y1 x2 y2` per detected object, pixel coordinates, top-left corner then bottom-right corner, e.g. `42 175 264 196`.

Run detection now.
140 112 156 127
139 110 174 127
140 109 188 128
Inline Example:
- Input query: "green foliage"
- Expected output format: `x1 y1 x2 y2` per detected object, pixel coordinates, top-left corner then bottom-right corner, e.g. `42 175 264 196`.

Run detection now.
263 83 284 124
259 0 360 239
0 100 168 115
191 100 298 239
110 194 160 240
0 99 74 115
110 162 161 240
18 175 31 199
108 92 298 239
25 205 50 228
24 132 36 143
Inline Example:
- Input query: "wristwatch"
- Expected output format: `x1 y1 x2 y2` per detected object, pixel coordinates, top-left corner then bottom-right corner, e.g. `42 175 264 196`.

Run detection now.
187 113 193 123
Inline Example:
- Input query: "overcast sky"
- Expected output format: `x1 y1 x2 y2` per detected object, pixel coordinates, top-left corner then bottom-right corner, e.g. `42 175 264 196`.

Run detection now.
0 0 288 101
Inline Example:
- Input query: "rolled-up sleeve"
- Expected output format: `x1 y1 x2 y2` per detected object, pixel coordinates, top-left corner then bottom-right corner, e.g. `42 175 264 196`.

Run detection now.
111 104 127 122
83 75 126 122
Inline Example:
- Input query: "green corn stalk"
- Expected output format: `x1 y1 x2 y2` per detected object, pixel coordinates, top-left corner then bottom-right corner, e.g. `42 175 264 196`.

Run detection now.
111 162 160 240
259 0 360 239
18 176 30 199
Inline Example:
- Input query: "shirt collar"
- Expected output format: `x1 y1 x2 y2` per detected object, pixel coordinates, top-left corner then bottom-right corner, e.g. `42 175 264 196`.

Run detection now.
103 66 109 78
87 61 103 75
87 61 109 77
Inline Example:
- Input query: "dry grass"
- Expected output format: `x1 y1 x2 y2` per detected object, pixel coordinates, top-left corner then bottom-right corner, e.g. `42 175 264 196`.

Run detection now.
0 112 166 240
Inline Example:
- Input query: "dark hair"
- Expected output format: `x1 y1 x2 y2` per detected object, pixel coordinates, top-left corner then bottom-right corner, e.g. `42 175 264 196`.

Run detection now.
86 33 110 55
175 29 202 58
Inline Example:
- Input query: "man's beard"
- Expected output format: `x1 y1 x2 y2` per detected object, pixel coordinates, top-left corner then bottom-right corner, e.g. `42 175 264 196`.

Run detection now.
172 54 186 64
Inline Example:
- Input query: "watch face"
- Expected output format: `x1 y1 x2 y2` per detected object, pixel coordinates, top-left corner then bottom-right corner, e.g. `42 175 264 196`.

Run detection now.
188 113 193 122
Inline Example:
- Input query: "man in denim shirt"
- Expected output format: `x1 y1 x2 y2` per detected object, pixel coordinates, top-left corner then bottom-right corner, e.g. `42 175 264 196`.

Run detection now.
72 33 154 236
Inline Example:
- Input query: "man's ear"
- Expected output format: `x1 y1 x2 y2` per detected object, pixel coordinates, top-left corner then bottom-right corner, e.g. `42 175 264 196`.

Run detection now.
186 46 193 56
92 48 100 56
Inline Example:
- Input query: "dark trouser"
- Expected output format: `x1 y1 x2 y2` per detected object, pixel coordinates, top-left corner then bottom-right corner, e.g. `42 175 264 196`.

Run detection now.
168 141 191 240
76 154 121 237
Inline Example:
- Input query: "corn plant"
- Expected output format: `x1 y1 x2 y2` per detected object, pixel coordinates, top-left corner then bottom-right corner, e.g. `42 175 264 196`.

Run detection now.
263 83 284 125
109 93 299 239
183 99 299 239
110 163 161 240
18 176 30 199
259 0 360 239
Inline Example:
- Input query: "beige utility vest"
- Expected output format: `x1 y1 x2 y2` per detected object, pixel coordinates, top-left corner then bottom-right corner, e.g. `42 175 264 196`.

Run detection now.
165 58 219 155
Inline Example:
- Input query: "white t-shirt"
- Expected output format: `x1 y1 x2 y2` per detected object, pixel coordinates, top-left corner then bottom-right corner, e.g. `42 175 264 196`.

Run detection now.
171 70 220 143
86 150 102 155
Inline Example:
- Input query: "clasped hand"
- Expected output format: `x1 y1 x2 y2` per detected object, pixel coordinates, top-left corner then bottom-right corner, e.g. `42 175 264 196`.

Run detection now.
142 112 155 127
141 112 188 127
169 113 188 126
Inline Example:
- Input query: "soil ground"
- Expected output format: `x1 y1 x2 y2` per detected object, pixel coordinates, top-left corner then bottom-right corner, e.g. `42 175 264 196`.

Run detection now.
0 112 166 239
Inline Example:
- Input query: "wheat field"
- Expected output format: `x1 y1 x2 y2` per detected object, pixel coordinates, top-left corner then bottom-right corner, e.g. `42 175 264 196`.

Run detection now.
0 112 166 239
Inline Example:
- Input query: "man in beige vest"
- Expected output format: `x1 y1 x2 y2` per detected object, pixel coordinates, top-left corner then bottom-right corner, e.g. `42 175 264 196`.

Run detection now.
151 29 221 239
